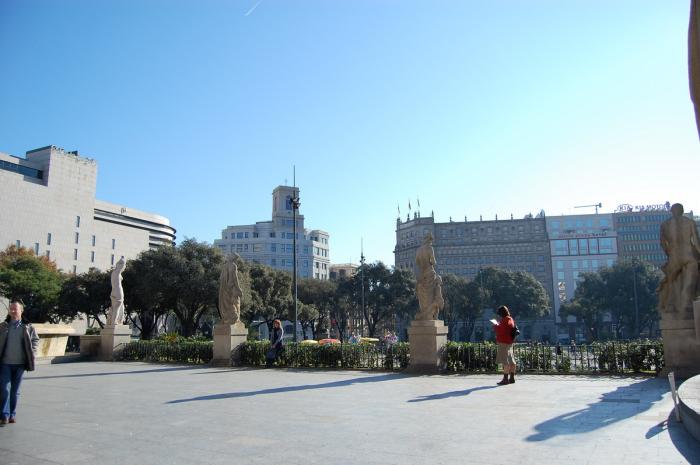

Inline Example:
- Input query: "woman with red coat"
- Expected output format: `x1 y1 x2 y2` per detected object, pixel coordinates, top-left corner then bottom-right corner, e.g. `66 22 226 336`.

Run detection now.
492 305 517 385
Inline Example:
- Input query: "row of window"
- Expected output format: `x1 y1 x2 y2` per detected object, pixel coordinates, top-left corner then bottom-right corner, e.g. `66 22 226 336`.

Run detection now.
552 238 615 256
0 159 43 179
619 233 661 241
226 231 327 242
616 214 670 224
549 218 610 229
437 255 545 266
623 243 662 252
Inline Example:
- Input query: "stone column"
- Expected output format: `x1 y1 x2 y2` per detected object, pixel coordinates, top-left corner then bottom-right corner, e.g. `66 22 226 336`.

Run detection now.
99 324 131 361
407 320 448 374
212 322 248 367
660 302 700 378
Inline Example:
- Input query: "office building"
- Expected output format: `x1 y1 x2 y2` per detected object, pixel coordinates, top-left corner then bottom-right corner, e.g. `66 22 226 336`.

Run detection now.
0 145 176 274
214 186 330 279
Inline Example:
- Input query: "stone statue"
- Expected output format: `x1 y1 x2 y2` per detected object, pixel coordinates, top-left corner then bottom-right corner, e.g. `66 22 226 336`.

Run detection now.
219 254 242 325
108 257 126 325
659 203 700 316
415 233 444 320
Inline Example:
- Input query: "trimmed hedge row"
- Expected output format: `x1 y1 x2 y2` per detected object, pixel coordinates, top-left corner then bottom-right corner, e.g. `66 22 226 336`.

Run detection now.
117 340 213 364
115 338 663 374
240 341 410 371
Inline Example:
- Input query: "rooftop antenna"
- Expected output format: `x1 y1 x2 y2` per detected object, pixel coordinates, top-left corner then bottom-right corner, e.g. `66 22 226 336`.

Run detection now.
574 203 602 214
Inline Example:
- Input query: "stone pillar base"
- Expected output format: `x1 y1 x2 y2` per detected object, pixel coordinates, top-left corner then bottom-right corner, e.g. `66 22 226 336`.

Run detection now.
660 311 700 378
406 319 448 374
99 324 131 361
212 322 248 367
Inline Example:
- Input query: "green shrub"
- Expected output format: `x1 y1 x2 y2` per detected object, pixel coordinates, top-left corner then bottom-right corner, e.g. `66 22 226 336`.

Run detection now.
118 340 213 364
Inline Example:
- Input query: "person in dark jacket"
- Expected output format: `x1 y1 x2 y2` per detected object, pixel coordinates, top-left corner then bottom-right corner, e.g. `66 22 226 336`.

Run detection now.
0 302 39 424
266 319 284 368
492 305 517 385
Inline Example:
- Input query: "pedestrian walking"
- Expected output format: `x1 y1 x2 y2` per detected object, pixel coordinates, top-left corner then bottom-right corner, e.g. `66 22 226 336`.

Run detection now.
491 305 517 385
266 319 284 368
0 302 39 424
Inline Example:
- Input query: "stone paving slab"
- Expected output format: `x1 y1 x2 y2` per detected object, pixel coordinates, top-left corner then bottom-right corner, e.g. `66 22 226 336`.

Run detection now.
0 362 698 465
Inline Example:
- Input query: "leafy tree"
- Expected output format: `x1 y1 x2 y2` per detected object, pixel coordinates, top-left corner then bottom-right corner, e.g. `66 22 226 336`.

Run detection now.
244 262 292 334
297 278 337 338
562 259 661 339
122 247 180 339
341 262 415 337
0 245 63 322
441 274 489 341
169 239 224 337
296 301 319 339
58 268 111 327
476 267 550 319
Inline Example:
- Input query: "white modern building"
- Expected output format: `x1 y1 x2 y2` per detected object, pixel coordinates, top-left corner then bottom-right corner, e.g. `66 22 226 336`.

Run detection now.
0 145 176 274
546 213 617 341
214 185 330 279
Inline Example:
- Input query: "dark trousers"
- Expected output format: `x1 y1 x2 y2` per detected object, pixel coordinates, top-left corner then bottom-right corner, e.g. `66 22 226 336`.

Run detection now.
0 363 25 419
266 346 281 367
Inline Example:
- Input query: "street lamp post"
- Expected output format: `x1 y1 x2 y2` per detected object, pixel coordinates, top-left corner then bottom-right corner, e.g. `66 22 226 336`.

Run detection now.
360 238 366 337
291 173 300 342
632 264 639 338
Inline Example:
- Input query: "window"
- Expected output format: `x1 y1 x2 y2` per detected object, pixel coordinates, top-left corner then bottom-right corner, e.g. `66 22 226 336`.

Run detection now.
578 239 588 255
92 235 96 246
76 216 81 228
91 251 95 263
270 232 276 238
244 232 249 238
73 265 77 274
236 232 243 239
75 232 79 244
74 249 78 260
112 239 116 250
600 238 614 254
34 243 39 255
111 254 115 265
253 232 259 238
553 240 568 256
45 250 50 259
556 261 564 270
271 258 277 266
271 243 277 252
568 239 579 255
15 240 20 248
47 233 52 245
588 238 599 254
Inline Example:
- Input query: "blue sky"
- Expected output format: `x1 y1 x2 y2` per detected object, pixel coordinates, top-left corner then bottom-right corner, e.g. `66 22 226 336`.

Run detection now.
1 1 697 266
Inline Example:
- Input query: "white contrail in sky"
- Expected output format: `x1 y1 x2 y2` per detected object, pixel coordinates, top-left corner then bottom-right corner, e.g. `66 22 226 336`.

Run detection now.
245 0 263 16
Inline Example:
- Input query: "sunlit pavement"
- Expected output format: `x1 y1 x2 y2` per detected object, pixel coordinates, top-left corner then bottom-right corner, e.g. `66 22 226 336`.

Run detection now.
1 362 698 465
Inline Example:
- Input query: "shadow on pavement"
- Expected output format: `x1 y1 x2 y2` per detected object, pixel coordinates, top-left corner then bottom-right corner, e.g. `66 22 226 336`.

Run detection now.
527 378 663 442
26 365 203 380
166 373 403 404
407 385 498 402
646 412 700 463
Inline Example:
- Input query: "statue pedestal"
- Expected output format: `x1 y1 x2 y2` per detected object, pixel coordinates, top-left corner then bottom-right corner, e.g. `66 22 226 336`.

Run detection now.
100 324 131 361
660 302 700 378
212 322 248 367
406 320 448 374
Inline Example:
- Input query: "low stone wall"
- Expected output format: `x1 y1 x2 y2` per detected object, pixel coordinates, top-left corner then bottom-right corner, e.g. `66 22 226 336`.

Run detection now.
33 324 77 357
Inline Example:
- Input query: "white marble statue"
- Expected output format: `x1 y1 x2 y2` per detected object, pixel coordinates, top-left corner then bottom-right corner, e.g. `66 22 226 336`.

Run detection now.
107 257 126 325
219 254 242 325
415 233 445 320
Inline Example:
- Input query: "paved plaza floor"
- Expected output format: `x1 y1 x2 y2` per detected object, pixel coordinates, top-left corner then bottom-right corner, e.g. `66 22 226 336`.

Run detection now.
1 362 699 465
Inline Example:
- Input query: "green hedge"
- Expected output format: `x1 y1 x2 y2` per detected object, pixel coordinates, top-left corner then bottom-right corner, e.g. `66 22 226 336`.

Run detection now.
239 341 409 370
117 340 213 364
115 338 663 374
444 339 663 374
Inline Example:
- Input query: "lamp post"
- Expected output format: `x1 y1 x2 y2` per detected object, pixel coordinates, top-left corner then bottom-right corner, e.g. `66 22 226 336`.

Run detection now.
292 173 300 342
632 263 639 338
360 238 366 336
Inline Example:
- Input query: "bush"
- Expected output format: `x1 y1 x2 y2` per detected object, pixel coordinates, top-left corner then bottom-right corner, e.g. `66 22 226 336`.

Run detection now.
118 340 213 364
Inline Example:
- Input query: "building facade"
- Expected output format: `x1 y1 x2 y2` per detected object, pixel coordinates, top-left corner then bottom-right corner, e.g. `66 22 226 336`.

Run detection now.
394 213 554 341
329 263 358 280
0 145 176 274
546 213 618 342
214 186 330 279
612 203 675 269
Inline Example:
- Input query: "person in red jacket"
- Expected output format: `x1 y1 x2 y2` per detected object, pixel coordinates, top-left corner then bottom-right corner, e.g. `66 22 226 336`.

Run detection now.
492 305 517 385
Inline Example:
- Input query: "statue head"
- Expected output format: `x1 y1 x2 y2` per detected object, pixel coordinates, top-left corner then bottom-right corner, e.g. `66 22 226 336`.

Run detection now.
115 256 126 271
671 203 684 217
423 232 433 244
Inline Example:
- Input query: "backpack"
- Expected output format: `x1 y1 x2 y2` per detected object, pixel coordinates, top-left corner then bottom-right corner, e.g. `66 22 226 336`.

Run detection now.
511 324 520 340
